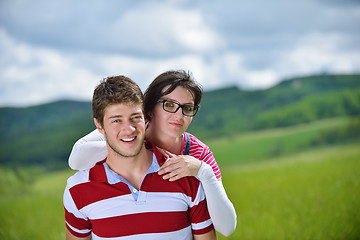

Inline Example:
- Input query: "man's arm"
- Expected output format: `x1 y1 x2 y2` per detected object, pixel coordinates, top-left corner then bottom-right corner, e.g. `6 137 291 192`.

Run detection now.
194 229 217 240
66 228 91 240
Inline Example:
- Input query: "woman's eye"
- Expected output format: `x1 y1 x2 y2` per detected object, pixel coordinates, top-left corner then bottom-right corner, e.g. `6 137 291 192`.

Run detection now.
165 102 175 108
184 106 194 111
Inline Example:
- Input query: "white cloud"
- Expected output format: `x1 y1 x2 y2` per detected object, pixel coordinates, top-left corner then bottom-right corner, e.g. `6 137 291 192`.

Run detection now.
275 32 360 78
3 25 358 107
0 27 224 106
188 52 279 89
0 28 101 106
1 0 359 107
108 3 224 55
0 27 246 107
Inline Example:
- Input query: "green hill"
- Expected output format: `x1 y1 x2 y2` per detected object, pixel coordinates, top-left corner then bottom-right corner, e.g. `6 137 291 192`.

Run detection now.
0 73 359 170
0 101 93 170
189 73 360 138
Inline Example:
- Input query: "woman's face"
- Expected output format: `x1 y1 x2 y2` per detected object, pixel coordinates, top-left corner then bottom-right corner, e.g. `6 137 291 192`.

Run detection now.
150 86 195 139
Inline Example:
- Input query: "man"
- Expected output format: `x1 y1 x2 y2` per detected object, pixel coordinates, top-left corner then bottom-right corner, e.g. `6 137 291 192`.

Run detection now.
63 75 217 240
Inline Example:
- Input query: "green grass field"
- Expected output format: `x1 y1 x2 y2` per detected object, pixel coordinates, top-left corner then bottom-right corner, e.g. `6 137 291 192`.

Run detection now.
220 144 360 239
0 118 359 239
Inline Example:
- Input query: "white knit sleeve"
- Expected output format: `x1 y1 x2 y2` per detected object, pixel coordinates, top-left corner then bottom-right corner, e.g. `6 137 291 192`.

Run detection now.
68 129 108 170
196 162 237 236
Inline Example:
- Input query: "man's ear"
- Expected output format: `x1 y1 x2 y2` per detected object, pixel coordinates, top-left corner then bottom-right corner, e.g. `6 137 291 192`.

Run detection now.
94 118 104 134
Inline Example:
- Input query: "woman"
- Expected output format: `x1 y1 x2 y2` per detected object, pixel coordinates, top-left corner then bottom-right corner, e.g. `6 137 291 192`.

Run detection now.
68 70 237 236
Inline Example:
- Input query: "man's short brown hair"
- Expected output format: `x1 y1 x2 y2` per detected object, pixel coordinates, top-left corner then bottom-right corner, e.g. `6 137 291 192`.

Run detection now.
92 75 144 126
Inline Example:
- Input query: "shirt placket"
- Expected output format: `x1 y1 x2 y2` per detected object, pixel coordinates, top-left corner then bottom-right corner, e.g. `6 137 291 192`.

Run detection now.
103 154 159 204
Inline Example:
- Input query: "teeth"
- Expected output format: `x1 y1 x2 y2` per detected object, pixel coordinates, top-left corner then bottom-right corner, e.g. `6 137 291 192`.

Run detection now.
121 137 135 142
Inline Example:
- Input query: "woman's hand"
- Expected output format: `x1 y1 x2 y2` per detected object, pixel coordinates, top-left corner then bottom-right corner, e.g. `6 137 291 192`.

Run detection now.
157 150 202 181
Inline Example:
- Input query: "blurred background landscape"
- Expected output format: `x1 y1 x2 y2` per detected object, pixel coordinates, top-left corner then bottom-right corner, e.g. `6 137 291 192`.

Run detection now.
1 73 359 239
1 73 360 171
1 0 360 239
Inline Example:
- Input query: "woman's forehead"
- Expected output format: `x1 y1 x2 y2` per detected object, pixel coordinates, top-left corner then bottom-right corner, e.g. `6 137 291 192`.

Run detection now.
161 85 195 103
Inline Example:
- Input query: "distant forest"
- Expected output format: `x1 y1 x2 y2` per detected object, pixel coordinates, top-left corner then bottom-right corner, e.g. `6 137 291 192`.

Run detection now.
189 74 360 138
1 73 359 170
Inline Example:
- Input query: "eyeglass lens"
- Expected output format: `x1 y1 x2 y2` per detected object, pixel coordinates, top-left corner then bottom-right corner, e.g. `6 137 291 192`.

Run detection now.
163 100 197 116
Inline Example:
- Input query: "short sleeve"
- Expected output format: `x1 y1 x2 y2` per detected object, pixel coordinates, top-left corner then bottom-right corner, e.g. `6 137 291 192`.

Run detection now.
63 184 92 238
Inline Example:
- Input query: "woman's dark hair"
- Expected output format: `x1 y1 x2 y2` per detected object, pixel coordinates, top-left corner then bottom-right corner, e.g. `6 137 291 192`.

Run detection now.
143 70 203 120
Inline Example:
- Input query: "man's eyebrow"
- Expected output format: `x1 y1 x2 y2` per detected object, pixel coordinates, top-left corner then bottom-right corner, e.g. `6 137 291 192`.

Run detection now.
108 112 142 119
131 112 144 117
108 115 123 119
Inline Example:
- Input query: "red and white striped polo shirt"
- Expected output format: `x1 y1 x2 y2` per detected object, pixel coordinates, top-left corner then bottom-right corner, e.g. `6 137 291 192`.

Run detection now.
181 132 222 179
63 144 214 239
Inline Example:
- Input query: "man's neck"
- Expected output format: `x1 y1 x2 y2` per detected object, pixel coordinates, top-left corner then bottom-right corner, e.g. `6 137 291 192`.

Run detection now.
105 145 153 190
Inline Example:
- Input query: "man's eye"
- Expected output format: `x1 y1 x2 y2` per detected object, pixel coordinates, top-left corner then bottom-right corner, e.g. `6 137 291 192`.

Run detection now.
132 115 143 121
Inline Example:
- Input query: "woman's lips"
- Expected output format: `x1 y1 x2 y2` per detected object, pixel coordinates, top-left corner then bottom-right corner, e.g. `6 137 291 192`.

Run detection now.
169 121 183 128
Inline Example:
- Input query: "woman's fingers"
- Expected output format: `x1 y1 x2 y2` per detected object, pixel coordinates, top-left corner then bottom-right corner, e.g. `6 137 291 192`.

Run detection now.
158 155 202 180
158 158 181 175
164 150 176 158
162 168 186 181
157 147 170 159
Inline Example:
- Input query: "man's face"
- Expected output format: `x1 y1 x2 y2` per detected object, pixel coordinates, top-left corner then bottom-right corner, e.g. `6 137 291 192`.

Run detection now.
95 103 146 158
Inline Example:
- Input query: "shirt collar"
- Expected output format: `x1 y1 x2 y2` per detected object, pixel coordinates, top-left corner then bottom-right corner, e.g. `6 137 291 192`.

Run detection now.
89 142 165 183
103 154 160 185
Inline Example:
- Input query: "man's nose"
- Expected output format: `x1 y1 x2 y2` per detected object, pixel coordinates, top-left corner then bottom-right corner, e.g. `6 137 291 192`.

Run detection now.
121 122 136 134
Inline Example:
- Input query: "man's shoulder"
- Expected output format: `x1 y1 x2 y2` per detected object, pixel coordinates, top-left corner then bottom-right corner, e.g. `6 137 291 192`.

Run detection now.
66 169 91 189
175 175 202 194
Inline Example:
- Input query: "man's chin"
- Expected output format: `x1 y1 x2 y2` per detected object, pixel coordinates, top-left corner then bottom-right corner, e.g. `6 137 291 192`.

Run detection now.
111 144 144 158
117 150 142 158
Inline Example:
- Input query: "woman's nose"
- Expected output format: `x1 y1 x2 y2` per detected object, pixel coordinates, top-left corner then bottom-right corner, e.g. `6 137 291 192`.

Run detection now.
174 107 184 118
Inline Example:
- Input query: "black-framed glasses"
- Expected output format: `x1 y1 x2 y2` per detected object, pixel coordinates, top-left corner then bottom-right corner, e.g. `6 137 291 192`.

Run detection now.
157 99 199 117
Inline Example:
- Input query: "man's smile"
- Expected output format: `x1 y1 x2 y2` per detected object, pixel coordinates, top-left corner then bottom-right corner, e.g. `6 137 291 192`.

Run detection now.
121 136 136 142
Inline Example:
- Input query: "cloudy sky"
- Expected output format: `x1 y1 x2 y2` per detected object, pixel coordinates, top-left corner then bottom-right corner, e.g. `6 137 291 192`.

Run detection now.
1 0 359 107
